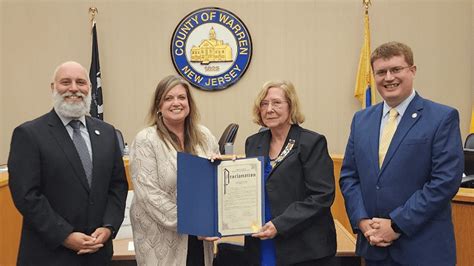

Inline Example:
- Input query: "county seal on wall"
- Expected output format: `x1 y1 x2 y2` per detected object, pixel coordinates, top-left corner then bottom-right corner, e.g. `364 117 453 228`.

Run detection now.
171 7 252 91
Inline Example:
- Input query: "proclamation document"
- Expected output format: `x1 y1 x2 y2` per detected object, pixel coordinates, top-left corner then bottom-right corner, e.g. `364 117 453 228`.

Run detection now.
217 157 263 236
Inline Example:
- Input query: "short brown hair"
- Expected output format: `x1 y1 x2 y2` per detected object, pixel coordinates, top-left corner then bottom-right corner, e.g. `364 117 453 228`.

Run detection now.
371 41 414 67
252 80 305 127
148 75 204 154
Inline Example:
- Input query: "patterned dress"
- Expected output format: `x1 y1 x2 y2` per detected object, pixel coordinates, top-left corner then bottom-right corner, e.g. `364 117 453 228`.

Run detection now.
130 125 219 266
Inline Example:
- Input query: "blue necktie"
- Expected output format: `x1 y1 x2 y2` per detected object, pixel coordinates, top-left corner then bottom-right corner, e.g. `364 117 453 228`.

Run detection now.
69 120 92 186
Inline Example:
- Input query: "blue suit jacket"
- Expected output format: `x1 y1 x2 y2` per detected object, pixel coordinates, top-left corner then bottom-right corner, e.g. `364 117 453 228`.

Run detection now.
340 94 463 265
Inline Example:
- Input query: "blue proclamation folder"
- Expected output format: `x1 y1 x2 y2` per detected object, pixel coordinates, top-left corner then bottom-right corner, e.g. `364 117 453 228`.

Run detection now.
177 152 264 237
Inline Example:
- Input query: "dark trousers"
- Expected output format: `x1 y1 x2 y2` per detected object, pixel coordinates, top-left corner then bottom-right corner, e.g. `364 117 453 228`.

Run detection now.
365 255 404 266
292 255 337 266
187 235 204 266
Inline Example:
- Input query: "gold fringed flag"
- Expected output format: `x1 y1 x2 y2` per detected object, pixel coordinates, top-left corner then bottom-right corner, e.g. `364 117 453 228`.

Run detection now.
354 7 376 109
470 106 474 133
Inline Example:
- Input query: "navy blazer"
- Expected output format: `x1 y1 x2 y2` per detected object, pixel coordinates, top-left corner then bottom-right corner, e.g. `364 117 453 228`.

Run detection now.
8 110 128 265
244 124 336 265
340 94 463 265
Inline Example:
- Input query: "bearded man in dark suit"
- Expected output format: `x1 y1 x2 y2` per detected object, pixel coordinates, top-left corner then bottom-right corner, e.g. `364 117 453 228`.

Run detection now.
8 61 128 265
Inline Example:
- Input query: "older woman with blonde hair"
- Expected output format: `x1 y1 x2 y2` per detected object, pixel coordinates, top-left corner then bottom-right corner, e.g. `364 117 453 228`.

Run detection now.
130 75 219 266
245 80 337 265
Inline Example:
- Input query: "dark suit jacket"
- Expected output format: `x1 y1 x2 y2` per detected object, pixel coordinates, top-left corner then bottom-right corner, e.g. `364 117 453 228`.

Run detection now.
8 110 128 266
244 124 336 266
340 94 463 265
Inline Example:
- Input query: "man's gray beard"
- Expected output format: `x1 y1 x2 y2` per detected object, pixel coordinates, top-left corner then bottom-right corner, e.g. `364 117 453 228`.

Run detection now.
52 90 91 119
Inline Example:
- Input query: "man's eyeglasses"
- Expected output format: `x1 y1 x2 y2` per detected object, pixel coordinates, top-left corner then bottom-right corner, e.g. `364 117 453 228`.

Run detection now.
374 66 412 77
260 100 288 109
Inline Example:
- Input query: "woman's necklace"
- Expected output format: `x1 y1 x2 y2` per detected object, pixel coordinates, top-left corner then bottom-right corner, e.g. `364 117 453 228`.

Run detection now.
271 139 295 165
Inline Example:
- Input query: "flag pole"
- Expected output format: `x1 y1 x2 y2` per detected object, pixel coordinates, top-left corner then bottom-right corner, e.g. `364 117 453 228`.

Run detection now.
88 6 104 120
89 7 97 48
363 0 372 14
89 7 98 24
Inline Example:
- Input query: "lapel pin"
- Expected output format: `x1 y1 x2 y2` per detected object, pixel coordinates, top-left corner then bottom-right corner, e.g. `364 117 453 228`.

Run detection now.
412 113 418 119
94 130 100 135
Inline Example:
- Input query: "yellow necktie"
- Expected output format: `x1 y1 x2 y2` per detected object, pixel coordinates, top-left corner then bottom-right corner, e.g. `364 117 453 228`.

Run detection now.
379 108 399 167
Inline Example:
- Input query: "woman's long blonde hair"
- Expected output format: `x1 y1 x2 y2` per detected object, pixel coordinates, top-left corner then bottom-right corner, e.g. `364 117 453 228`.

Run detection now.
148 75 205 154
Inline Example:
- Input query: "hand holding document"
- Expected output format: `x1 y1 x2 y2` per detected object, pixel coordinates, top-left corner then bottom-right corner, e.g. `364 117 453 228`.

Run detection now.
209 154 245 162
177 153 264 237
251 221 277 240
197 236 220 242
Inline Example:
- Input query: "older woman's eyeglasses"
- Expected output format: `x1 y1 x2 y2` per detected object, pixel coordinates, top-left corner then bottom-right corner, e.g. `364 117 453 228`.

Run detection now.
260 100 288 109
374 65 412 77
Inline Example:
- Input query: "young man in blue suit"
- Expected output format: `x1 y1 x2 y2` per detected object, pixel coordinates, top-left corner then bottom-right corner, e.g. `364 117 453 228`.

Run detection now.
8 61 128 265
340 42 463 265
